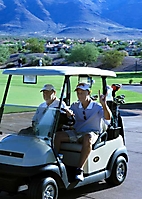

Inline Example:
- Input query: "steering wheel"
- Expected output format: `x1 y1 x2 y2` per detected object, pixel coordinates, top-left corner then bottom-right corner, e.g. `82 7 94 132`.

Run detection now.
57 108 75 130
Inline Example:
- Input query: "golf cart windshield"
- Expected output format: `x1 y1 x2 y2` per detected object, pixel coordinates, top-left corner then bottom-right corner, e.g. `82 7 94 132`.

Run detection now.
0 105 59 138
33 107 59 137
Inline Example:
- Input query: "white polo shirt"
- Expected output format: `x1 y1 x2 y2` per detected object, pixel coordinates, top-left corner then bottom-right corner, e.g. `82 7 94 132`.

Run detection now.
32 98 67 124
70 100 105 134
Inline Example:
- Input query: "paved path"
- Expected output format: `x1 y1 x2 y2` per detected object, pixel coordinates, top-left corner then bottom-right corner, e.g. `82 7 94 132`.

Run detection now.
122 85 142 93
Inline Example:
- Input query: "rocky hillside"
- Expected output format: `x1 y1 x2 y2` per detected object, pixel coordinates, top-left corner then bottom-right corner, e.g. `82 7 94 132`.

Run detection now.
0 0 142 39
101 0 142 29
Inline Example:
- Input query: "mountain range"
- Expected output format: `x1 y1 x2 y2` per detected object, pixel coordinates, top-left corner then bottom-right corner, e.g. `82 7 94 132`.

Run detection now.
0 0 142 39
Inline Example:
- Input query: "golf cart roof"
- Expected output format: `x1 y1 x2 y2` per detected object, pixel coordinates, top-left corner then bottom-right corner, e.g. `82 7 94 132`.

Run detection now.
2 66 116 77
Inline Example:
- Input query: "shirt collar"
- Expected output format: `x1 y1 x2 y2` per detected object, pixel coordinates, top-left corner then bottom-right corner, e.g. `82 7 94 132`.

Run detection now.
79 100 94 109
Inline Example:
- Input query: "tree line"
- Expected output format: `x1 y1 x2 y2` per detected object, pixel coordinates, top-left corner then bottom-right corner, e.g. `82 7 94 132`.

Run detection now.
0 37 135 69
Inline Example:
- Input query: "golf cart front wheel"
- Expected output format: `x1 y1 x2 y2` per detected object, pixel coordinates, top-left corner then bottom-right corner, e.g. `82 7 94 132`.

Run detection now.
106 156 127 186
28 177 58 199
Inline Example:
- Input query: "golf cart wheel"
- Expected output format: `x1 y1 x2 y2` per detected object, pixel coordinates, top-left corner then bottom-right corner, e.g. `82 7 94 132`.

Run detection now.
28 177 58 199
38 177 58 199
106 156 127 186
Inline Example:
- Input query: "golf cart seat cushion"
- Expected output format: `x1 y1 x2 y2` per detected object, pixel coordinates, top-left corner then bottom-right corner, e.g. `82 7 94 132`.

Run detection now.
60 143 82 169
60 142 82 152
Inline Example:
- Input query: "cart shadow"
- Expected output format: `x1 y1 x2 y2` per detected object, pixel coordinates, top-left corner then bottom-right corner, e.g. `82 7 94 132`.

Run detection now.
119 110 140 117
58 181 113 199
0 192 26 199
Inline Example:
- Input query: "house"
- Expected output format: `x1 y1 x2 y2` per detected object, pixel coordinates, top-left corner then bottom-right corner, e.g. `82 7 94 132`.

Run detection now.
45 42 70 53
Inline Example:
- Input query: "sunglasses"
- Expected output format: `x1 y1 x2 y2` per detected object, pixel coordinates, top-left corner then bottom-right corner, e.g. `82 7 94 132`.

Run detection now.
83 110 87 120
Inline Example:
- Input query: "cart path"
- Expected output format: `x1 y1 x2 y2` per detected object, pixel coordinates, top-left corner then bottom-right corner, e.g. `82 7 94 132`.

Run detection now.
122 85 142 93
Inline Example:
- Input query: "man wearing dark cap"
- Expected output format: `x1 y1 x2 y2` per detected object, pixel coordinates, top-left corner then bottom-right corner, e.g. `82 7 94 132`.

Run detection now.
54 82 111 182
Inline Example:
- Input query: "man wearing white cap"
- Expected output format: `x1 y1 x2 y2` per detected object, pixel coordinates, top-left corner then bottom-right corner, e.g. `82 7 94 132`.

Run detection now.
32 84 67 125
54 82 111 182
19 84 67 135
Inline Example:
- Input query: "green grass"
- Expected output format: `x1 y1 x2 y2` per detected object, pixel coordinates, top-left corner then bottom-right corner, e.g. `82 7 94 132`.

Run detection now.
116 71 142 79
0 70 142 111
3 105 37 114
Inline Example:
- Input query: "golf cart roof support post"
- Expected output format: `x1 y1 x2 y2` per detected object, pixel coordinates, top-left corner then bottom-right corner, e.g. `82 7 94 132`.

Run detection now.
59 75 70 108
66 76 71 106
0 75 12 123
50 109 64 178
101 76 107 95
50 76 70 178
51 76 70 142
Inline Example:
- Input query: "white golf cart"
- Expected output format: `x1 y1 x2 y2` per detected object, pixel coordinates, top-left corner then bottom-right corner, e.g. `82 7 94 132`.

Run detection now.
0 66 128 199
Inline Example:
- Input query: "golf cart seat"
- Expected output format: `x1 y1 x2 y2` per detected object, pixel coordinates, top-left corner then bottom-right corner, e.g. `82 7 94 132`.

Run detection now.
60 131 108 173
60 120 108 173
59 117 122 173
60 131 107 152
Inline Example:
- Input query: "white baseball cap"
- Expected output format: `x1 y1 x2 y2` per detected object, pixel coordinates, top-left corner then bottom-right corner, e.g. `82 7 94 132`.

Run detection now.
40 84 55 92
74 83 91 91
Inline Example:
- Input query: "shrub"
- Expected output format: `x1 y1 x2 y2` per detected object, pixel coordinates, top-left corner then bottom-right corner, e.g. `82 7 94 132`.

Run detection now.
101 49 125 69
29 55 52 66
30 57 40 66
43 55 52 66
129 79 133 84
18 55 27 64
29 56 37 66
58 49 66 58
0 45 10 64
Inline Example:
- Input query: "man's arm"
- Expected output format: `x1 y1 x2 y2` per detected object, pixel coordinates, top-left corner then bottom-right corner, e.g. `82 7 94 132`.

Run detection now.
99 90 112 120
101 103 112 120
